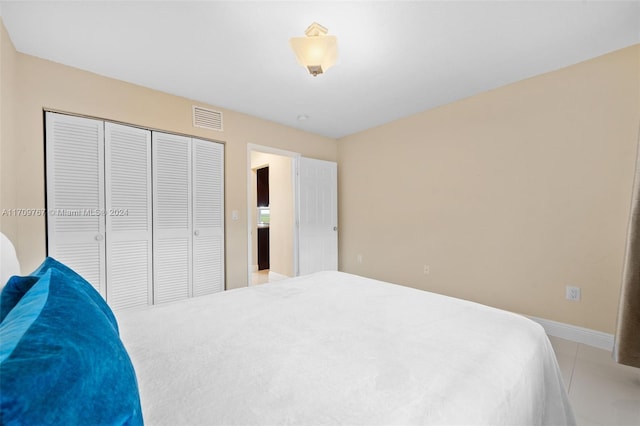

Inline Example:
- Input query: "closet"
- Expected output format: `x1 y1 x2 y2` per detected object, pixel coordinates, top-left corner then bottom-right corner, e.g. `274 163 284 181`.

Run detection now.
45 112 224 310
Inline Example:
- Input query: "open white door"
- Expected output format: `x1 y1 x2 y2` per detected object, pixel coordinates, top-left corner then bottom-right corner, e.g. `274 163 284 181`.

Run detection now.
298 157 338 275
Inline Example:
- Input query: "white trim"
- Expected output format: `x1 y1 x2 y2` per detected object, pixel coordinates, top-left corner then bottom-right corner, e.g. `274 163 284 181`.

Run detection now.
247 144 300 160
527 316 614 351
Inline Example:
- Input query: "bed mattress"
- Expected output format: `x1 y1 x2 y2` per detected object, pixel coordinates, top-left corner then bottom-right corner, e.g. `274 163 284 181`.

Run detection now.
117 271 575 425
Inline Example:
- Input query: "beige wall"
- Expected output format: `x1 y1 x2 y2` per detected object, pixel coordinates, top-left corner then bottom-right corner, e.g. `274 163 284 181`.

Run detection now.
0 19 337 288
250 151 294 277
0 19 17 248
338 45 640 334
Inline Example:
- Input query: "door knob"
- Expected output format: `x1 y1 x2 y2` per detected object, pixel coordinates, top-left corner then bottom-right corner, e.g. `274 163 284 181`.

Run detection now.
95 234 104 241
194 230 200 236
333 226 338 231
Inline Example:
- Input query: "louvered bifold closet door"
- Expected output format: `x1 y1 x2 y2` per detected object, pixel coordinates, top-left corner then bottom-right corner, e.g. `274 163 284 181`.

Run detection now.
192 139 225 296
46 112 106 295
152 132 192 303
105 123 152 309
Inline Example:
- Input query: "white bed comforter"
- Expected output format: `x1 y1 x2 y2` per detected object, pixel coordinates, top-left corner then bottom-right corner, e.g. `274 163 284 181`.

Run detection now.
117 271 575 426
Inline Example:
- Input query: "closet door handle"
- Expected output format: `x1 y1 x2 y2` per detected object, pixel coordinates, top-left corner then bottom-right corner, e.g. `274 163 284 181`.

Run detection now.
95 234 104 241
194 230 200 237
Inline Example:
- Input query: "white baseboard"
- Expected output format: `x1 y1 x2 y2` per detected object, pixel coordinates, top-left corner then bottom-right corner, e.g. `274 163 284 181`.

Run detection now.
527 316 614 351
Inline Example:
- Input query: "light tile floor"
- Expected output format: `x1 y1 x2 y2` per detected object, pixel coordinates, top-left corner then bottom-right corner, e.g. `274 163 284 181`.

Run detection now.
549 336 640 426
251 270 288 286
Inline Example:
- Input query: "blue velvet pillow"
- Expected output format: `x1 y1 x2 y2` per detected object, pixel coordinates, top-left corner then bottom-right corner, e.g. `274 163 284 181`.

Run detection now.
0 275 39 323
33 257 118 331
0 262 143 425
0 257 117 330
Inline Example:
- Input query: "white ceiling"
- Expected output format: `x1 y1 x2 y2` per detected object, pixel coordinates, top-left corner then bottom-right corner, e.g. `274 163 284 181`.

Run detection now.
1 1 639 139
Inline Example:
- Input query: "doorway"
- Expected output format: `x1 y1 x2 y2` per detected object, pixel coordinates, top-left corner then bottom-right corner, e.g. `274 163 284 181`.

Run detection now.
248 146 299 285
256 166 270 271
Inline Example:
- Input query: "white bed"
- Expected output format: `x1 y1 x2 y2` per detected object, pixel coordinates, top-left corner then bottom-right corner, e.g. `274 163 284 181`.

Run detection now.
117 271 575 426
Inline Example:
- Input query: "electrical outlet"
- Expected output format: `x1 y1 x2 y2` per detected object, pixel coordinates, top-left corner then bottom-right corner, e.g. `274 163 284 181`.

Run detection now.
566 286 581 301
424 264 430 275
357 254 363 264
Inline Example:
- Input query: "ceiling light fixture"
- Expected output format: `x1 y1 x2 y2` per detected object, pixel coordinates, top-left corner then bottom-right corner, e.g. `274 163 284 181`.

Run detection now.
289 22 337 77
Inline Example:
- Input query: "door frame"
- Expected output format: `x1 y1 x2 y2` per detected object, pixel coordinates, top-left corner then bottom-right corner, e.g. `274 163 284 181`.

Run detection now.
246 144 301 286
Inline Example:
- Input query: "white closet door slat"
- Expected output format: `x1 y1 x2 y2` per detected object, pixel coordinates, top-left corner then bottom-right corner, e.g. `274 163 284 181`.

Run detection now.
192 139 225 296
153 132 192 304
107 241 150 309
46 112 106 295
105 122 153 310
53 244 103 290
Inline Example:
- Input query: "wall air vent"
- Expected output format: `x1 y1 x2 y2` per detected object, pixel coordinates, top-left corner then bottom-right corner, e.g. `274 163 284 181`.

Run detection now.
193 106 223 131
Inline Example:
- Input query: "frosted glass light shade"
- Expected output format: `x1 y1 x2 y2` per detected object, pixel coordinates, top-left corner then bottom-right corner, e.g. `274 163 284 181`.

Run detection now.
289 23 338 76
